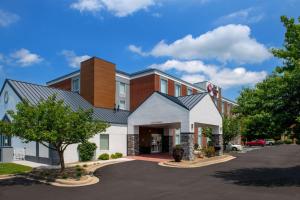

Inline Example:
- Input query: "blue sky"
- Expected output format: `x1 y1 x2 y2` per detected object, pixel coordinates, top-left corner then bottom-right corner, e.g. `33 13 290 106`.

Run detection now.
0 0 299 100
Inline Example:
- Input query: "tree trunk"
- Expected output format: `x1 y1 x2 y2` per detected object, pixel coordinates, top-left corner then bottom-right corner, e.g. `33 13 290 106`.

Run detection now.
58 150 65 172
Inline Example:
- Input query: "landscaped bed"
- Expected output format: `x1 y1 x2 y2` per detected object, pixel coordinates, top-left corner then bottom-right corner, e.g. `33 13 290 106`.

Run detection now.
0 163 32 175
159 154 236 168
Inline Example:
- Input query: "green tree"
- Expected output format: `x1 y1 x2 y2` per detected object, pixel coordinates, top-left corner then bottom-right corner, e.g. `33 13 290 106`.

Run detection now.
223 116 241 146
234 16 300 139
0 95 109 171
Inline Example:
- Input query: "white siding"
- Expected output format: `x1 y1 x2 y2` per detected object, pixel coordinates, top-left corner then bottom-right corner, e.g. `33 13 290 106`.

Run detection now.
39 143 49 158
63 124 128 164
128 93 190 133
0 83 21 120
25 142 36 156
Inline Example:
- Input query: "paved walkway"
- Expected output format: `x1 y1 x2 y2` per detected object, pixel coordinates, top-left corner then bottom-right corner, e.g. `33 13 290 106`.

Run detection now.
13 160 52 168
127 153 172 162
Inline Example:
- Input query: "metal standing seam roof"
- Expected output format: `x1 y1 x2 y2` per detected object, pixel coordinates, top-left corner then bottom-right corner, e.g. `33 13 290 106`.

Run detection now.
156 92 208 110
5 79 130 124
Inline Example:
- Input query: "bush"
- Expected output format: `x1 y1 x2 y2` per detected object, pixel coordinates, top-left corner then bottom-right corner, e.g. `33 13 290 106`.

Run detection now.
111 152 123 159
296 140 300 145
202 146 215 157
98 153 109 160
284 139 293 144
194 143 199 150
78 142 97 162
172 145 184 162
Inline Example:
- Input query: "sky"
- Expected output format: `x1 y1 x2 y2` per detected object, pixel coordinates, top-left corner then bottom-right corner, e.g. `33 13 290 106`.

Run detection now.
0 0 299 100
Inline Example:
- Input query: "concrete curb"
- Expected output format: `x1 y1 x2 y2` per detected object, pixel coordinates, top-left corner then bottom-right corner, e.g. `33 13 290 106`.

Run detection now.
49 175 99 187
158 155 236 168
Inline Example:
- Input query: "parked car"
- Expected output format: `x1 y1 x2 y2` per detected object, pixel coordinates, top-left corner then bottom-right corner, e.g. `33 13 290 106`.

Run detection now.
226 143 243 151
246 139 266 147
265 139 275 145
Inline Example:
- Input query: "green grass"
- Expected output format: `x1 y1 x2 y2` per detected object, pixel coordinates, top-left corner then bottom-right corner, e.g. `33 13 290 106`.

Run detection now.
0 163 32 175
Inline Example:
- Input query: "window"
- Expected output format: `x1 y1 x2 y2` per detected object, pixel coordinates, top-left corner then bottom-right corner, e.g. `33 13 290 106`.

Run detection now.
187 88 193 95
175 129 180 145
72 77 80 93
175 84 181 97
160 79 168 94
119 82 126 97
100 134 109 150
197 127 202 147
119 100 126 110
0 134 11 147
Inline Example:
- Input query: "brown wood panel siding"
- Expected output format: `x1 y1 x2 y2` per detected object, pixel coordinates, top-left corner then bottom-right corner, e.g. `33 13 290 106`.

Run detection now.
224 101 228 117
80 57 116 109
194 124 198 144
168 79 174 96
80 58 95 105
93 58 116 109
181 85 187 96
217 88 222 113
130 74 158 111
192 88 198 94
49 78 72 91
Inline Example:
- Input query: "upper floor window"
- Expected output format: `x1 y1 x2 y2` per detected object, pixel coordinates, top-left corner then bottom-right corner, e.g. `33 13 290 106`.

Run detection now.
119 82 126 97
175 84 181 97
72 77 80 93
187 88 193 95
119 100 126 110
160 79 168 94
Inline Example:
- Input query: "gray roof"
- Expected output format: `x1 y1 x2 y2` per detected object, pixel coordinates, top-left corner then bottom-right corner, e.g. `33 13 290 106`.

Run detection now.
5 79 129 124
157 92 207 110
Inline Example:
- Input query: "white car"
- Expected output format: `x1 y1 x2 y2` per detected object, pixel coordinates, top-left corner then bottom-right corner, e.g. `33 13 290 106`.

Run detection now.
226 143 243 151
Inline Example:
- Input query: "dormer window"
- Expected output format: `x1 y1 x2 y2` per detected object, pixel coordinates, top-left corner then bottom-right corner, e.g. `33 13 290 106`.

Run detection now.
72 77 80 93
175 84 181 97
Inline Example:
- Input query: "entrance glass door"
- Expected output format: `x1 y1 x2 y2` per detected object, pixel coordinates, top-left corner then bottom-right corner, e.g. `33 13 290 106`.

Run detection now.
151 134 162 153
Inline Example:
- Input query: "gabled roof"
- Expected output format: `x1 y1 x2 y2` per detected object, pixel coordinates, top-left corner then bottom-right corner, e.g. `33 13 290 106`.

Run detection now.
3 79 129 124
156 92 207 110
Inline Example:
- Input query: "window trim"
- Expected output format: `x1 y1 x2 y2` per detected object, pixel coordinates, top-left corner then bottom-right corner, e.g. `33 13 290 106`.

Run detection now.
175 83 181 97
72 77 80 93
160 78 168 94
187 88 193 95
100 134 109 151
119 100 126 110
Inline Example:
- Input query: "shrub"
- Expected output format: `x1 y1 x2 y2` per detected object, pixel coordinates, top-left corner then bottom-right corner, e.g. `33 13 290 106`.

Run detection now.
202 146 215 157
194 143 199 150
284 139 293 144
78 142 97 162
98 153 109 160
172 145 184 162
296 140 300 145
111 152 123 159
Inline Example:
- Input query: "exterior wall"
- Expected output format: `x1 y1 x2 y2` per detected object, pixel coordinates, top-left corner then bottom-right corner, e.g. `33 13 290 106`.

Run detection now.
181 85 187 96
192 88 198 94
48 78 72 91
128 93 190 134
63 124 127 163
130 74 160 111
0 83 21 120
189 95 222 128
80 57 116 109
168 79 175 96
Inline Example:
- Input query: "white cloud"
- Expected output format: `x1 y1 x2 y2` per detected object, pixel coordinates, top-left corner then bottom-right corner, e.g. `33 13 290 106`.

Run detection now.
215 7 264 25
150 59 267 89
129 24 272 64
61 50 91 68
0 9 19 27
71 0 157 17
128 45 148 56
10 49 43 67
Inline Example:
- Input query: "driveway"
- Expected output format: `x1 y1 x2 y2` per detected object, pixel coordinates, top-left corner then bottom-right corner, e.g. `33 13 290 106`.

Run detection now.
1 145 300 200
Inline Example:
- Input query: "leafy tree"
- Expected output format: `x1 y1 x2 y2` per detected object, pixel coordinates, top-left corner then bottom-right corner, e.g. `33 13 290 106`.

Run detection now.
234 16 300 139
0 95 109 171
223 116 241 146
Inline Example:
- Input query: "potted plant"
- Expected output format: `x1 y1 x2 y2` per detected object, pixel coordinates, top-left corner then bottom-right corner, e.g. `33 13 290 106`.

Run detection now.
172 145 184 162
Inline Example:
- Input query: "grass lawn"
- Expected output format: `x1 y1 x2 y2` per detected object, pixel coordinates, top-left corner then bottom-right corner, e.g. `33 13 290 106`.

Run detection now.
0 163 32 175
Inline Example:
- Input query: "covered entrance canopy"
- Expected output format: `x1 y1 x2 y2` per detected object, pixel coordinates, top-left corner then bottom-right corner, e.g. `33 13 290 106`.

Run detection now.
128 92 223 160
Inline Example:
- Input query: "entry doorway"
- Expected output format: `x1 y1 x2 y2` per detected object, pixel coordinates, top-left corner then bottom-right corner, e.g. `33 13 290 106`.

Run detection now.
139 127 169 154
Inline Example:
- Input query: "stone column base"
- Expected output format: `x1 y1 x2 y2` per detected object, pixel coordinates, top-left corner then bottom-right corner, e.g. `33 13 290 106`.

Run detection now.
127 134 139 156
213 134 223 156
180 132 194 160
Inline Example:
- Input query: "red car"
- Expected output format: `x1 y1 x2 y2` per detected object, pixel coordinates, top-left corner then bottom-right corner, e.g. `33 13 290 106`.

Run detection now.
246 139 266 147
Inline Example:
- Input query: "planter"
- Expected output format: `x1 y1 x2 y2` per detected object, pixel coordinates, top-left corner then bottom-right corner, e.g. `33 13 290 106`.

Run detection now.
172 146 184 162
